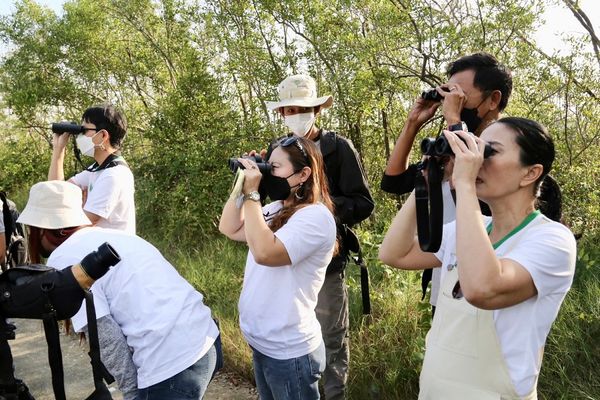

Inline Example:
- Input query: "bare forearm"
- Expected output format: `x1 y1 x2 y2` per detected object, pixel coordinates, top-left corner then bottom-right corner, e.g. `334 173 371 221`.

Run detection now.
48 149 66 181
385 121 420 175
218 198 245 238
379 191 440 269
243 200 276 260
454 183 500 295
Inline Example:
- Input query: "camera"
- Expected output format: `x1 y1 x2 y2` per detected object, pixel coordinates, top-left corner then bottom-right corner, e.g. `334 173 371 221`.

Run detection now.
78 242 121 281
228 154 271 174
420 87 450 102
51 122 86 135
0 243 121 400
421 133 493 158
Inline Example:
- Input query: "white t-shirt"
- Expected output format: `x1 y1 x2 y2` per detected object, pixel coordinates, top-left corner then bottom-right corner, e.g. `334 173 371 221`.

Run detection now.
239 201 336 360
434 213 576 396
429 181 457 306
47 227 219 389
71 164 136 234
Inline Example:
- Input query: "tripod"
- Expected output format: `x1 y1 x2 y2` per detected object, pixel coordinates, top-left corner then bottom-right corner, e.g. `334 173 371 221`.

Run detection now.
0 319 35 400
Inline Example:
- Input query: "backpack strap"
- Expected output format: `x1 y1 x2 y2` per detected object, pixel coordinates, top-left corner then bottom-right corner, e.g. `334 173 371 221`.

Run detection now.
83 289 114 400
40 282 67 400
344 227 371 315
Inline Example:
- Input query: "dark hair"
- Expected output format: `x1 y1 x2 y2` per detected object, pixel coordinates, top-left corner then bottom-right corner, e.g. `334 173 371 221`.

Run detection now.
28 226 81 263
447 52 513 111
268 137 335 234
81 103 127 149
496 117 561 221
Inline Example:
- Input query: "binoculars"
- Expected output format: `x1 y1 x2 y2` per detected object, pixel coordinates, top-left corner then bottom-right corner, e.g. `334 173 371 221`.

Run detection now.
51 122 87 135
421 133 493 158
421 87 450 102
228 155 271 174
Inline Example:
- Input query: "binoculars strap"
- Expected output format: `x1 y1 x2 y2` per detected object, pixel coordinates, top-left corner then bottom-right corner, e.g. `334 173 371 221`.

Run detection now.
415 158 444 253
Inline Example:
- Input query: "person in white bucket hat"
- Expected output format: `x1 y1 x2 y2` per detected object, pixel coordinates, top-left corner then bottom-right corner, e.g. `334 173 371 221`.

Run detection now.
18 180 222 400
264 74 374 399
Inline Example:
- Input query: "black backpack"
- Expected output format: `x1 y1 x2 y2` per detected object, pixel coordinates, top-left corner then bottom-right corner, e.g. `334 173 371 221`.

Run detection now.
1 191 30 271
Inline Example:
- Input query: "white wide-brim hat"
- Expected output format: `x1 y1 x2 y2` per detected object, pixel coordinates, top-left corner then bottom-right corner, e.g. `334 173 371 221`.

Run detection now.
266 74 333 111
17 181 92 229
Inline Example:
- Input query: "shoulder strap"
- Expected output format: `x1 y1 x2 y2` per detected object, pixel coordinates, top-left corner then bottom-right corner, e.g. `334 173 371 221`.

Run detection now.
84 290 115 400
86 154 128 173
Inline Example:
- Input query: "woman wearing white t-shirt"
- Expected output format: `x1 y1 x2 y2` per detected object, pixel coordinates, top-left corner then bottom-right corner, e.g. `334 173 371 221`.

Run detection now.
220 136 337 400
379 117 576 399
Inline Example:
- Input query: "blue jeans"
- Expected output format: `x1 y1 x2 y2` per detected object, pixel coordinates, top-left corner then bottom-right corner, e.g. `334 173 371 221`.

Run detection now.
136 344 217 400
252 342 325 400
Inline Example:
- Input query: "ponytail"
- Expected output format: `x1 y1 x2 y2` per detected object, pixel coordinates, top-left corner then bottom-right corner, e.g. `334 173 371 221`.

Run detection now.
536 174 562 222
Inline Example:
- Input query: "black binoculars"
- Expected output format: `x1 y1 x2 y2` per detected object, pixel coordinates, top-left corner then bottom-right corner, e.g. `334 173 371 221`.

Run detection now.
228 155 271 174
421 87 450 102
51 122 86 135
421 133 493 158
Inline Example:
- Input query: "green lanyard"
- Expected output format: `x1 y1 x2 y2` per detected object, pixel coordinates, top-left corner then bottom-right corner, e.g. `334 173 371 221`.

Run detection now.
486 210 541 250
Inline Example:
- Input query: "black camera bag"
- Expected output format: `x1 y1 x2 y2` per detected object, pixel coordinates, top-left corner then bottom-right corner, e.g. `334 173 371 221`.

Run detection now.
0 265 114 400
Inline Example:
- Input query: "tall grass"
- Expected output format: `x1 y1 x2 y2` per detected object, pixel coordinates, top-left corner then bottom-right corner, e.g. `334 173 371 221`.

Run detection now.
149 229 600 400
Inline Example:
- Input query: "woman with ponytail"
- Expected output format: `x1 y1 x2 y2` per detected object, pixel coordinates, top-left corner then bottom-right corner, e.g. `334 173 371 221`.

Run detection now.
379 117 576 399
219 136 337 400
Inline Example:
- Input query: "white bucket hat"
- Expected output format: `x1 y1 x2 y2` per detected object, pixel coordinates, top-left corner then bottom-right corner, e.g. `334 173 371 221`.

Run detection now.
266 74 333 111
17 181 92 229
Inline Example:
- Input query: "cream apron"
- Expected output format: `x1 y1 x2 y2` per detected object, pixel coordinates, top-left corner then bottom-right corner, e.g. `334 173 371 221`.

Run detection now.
418 263 538 400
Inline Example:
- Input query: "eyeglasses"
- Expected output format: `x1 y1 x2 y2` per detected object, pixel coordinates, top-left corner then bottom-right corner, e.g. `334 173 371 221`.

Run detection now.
82 127 101 134
279 135 309 162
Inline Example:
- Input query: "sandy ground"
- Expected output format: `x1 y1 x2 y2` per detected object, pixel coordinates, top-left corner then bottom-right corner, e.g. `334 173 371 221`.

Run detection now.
9 318 257 400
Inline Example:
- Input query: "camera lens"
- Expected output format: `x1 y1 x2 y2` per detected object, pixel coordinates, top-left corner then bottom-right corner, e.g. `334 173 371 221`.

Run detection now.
79 242 121 281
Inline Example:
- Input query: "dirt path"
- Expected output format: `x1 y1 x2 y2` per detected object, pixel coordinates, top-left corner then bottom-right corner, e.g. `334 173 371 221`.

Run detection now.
9 318 257 399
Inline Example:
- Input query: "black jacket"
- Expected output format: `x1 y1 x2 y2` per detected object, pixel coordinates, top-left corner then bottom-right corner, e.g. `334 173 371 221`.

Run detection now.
319 130 374 227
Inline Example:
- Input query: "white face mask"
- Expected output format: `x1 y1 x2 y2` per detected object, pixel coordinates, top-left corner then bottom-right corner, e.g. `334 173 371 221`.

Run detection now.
76 131 100 157
284 112 316 137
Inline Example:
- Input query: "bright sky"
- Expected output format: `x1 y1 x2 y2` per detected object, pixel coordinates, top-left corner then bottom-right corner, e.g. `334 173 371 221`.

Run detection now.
0 0 598 55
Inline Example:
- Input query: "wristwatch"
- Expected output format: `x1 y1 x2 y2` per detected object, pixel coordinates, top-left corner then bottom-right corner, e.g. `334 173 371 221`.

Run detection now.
448 121 468 132
243 191 261 202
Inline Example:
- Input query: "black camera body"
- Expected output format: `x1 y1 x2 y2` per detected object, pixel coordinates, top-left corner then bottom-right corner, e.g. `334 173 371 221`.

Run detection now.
51 122 85 135
421 87 450 102
228 154 271 175
421 133 493 158
0 243 120 400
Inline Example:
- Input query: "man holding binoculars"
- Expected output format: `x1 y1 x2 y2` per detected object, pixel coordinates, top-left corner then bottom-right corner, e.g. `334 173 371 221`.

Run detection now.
381 53 513 315
48 103 135 234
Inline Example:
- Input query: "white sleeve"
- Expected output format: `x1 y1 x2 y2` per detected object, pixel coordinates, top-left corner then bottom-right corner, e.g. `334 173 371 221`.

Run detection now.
503 224 576 298
84 170 122 218
274 205 336 265
70 170 91 188
70 279 111 332
47 251 112 331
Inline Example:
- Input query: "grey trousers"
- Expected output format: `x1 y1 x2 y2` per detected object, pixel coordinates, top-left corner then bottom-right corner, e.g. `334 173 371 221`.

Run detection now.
315 270 349 400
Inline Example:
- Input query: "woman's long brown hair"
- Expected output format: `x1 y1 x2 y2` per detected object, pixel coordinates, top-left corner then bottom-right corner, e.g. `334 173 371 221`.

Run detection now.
28 226 44 264
267 137 338 253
